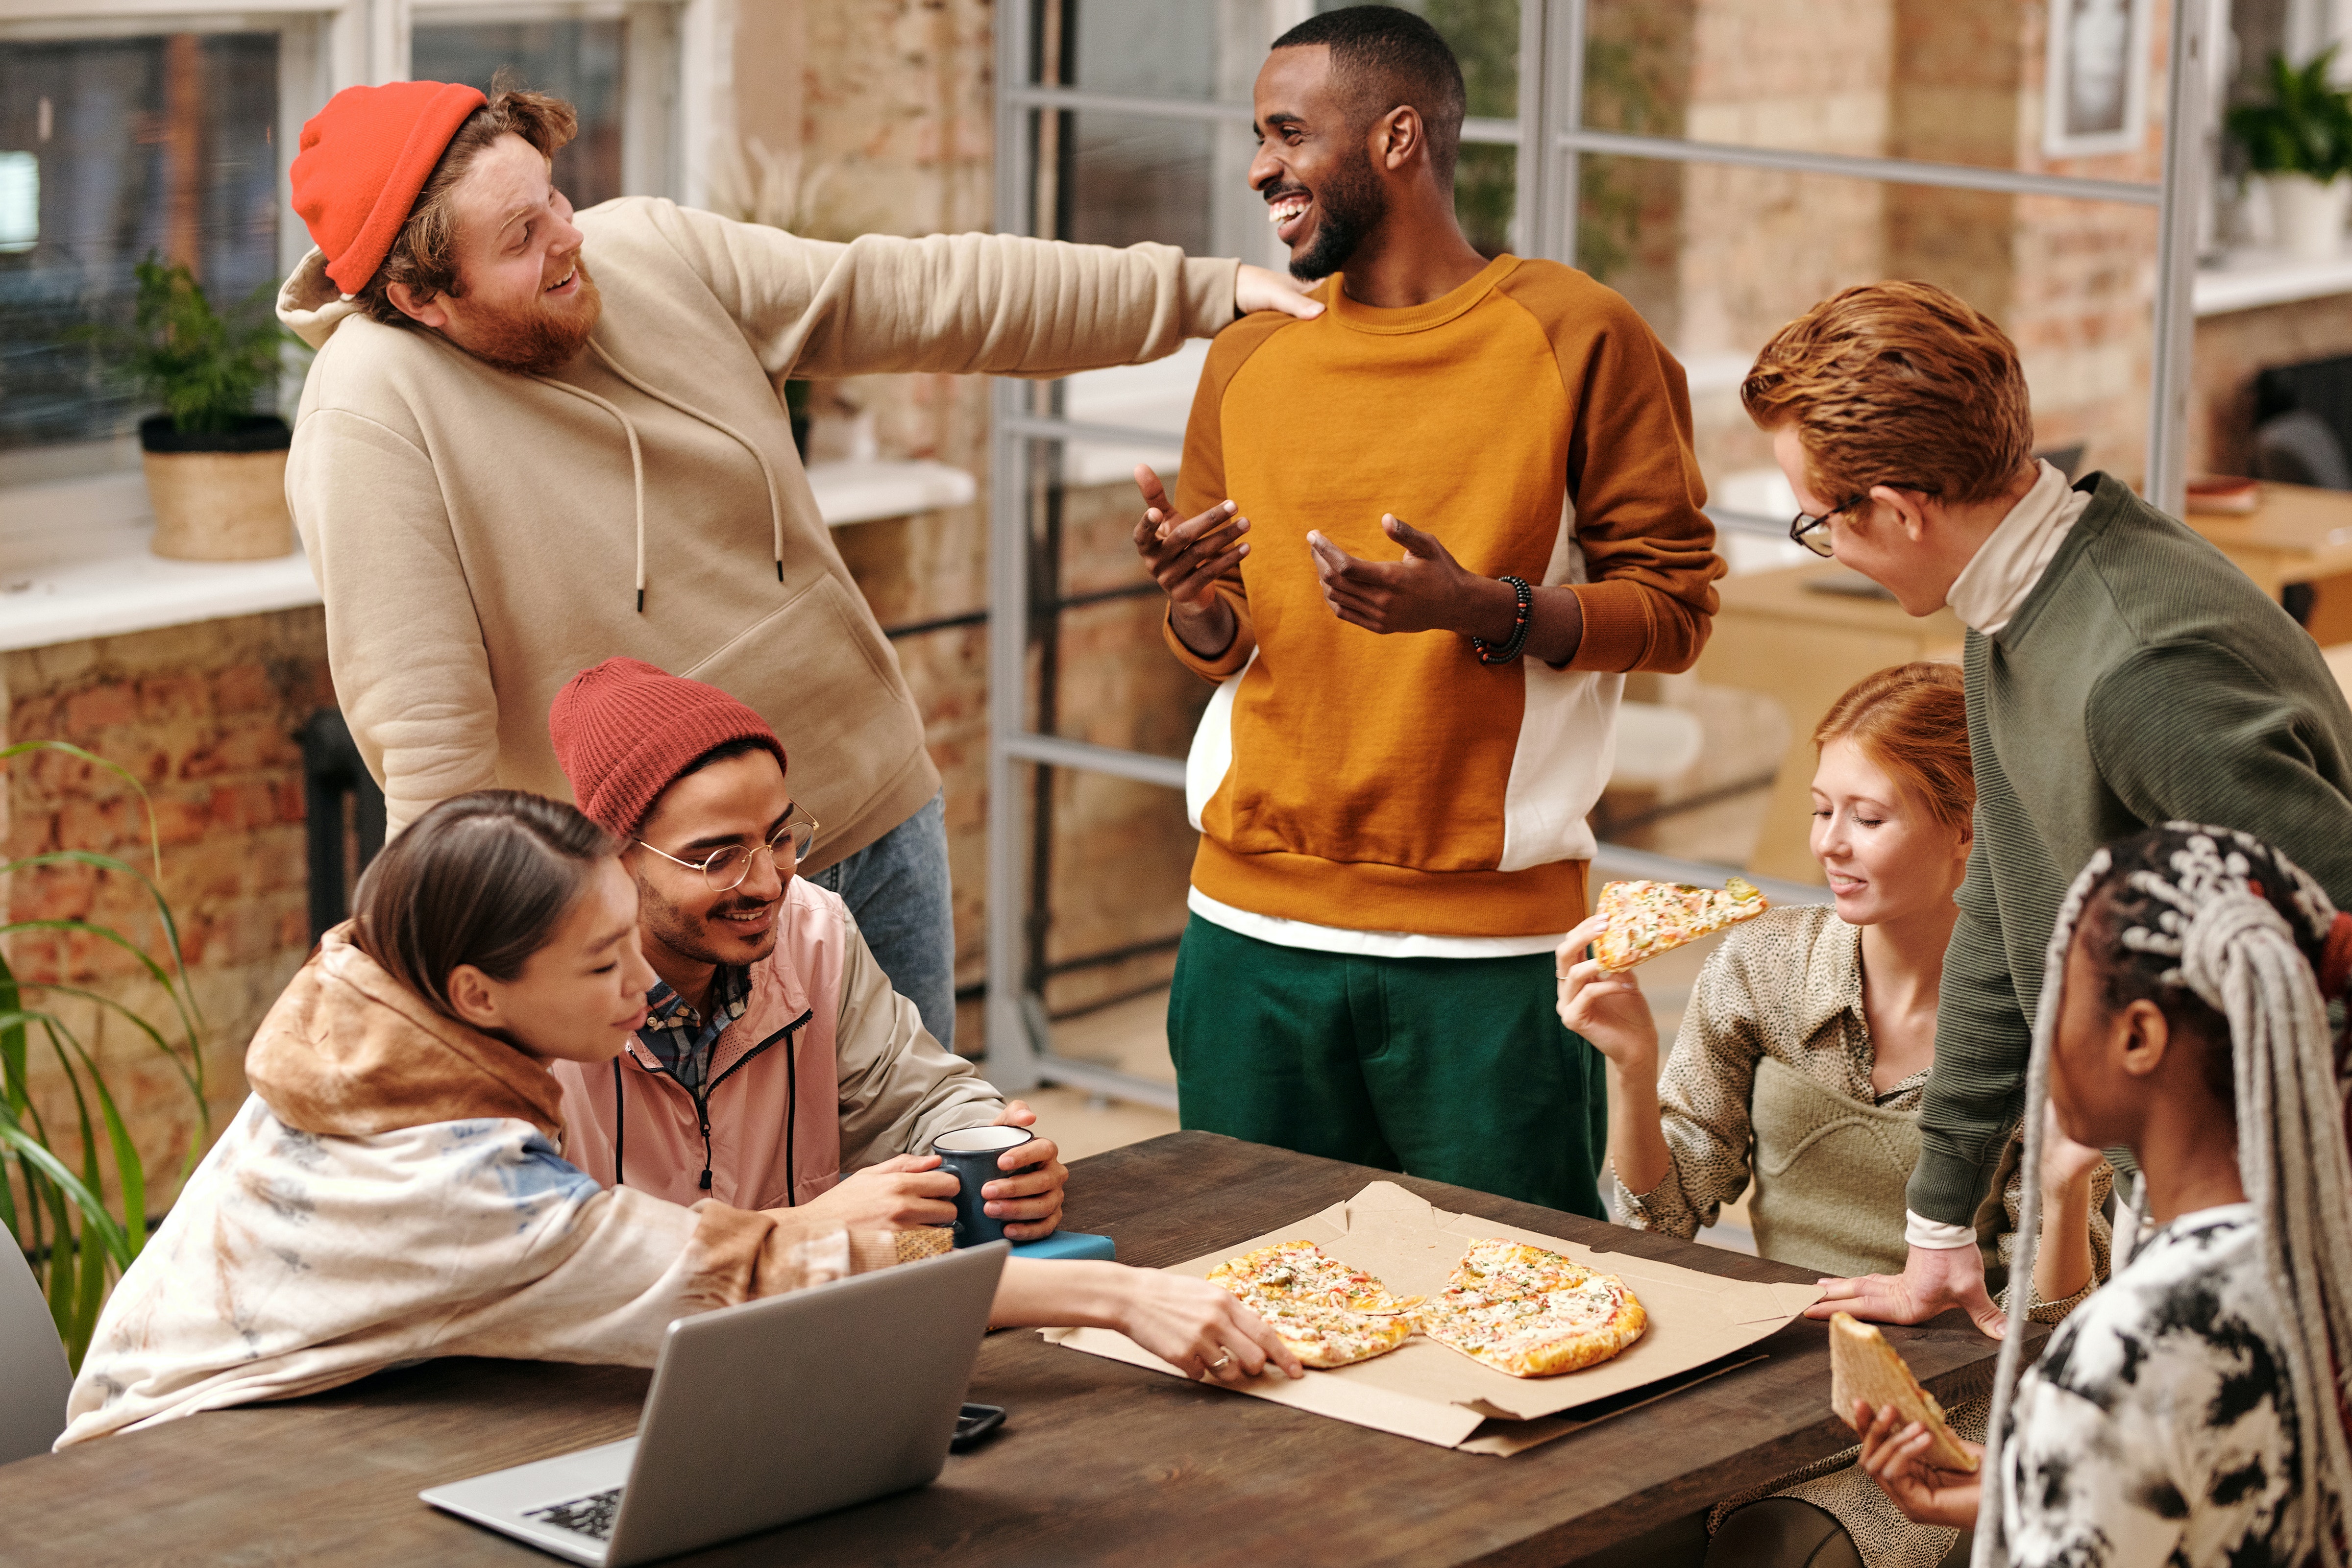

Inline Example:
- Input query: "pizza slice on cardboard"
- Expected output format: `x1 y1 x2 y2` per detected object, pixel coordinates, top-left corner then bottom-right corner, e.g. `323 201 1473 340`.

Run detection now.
1209 1240 1418 1369
1827 1312 1978 1472
1586 876 1769 974
1208 1239 1420 1314
1415 1238 1648 1379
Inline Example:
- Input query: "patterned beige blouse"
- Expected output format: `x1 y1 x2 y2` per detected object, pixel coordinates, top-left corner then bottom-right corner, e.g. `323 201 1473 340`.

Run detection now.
1615 905 2114 1568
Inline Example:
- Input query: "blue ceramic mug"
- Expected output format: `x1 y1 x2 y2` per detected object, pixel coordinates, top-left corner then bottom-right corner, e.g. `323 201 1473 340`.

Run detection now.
932 1125 1035 1247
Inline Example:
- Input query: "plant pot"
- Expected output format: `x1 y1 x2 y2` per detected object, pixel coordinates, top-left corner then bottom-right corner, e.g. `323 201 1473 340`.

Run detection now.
2266 173 2352 262
137 414 296 561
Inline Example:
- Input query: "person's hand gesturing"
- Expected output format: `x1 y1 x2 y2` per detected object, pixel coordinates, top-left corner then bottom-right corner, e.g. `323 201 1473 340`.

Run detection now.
1133 464 1246 657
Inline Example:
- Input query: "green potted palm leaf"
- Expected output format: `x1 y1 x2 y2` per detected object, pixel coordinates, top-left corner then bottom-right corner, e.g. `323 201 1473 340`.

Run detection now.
2 740 209 1368
2228 49 2352 261
87 256 300 561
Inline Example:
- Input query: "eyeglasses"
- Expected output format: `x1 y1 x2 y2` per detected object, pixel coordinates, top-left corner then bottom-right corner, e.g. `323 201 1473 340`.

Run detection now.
636 803 819 892
1788 485 1937 557
1788 495 1866 558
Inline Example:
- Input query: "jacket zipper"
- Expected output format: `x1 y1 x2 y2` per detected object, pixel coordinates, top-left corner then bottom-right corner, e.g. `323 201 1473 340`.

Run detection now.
626 1008 813 1197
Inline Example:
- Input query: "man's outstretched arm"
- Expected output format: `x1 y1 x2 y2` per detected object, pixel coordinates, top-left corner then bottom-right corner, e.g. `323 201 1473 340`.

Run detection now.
651 203 1317 383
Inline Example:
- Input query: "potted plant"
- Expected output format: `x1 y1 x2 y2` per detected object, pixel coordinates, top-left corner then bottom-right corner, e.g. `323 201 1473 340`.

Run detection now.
2 739 208 1367
87 257 301 561
2228 49 2352 261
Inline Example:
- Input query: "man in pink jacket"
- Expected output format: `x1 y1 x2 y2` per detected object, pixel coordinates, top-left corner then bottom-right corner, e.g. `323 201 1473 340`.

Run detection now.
545 659 1066 1235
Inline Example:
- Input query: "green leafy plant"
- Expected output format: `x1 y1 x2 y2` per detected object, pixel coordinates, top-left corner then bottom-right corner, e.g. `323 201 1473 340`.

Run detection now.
2228 49 2352 181
2 740 208 1368
80 255 294 436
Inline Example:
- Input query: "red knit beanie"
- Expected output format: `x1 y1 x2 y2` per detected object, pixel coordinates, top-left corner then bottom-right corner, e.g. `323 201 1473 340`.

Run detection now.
292 80 488 295
548 659 789 838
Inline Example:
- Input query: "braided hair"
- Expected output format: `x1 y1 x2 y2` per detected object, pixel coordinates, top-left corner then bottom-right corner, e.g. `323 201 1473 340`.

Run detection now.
1975 824 2352 1568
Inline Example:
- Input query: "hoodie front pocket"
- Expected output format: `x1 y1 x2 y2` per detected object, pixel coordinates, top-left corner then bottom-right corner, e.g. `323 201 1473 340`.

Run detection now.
682 575 922 837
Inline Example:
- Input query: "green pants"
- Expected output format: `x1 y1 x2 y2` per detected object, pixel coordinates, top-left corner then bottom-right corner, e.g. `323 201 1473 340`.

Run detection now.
1166 914 1609 1218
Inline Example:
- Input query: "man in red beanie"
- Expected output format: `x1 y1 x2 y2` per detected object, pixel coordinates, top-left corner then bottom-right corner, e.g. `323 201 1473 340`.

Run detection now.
543 657 1069 1234
276 78 1320 1058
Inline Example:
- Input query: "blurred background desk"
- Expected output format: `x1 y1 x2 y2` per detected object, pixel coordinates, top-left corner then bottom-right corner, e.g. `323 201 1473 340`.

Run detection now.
1694 561 1965 885
2184 481 2352 641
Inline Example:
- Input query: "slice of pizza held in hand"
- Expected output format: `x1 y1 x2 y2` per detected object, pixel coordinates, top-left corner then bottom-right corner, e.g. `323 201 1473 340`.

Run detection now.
1827 1313 1977 1472
1585 876 1769 974
1415 1238 1648 1378
1208 1240 1420 1369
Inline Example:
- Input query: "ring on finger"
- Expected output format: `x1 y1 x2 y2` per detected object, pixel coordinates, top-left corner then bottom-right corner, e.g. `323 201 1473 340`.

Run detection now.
1207 1349 1233 1372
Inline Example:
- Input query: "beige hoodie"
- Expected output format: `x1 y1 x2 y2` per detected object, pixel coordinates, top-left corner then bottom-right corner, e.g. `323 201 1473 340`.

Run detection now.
277 197 1242 852
57 928 895 1446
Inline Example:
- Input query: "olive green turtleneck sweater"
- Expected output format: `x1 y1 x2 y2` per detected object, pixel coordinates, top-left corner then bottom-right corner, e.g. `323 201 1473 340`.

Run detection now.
1913 471 2352 1227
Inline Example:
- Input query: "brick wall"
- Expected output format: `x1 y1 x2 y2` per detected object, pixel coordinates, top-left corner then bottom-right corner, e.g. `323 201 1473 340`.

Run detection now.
2 609 334 1195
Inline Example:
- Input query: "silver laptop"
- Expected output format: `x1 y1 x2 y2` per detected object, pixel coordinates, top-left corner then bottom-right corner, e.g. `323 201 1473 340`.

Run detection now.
421 1241 1007 1566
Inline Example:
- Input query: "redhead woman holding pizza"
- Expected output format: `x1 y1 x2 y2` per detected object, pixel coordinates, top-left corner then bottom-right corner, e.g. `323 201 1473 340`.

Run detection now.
1557 662 2108 1568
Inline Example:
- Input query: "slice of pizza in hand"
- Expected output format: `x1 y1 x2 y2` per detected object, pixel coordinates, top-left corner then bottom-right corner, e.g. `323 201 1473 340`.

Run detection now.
1584 876 1769 974
1416 1238 1647 1378
1206 1239 1421 1314
1827 1312 1978 1472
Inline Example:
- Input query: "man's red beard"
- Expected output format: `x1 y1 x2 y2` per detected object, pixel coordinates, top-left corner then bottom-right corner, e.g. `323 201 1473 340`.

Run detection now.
459 257 603 375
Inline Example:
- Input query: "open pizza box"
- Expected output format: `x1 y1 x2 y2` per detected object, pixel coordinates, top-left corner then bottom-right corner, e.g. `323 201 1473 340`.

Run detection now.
1044 1180 1822 1455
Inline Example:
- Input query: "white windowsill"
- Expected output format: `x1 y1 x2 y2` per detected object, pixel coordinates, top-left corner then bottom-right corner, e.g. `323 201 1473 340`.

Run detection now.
0 458 977 655
2195 249 2352 316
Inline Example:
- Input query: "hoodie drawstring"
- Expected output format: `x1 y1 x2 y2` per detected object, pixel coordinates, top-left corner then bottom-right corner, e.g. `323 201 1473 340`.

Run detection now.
532 374 650 611
586 342 789 589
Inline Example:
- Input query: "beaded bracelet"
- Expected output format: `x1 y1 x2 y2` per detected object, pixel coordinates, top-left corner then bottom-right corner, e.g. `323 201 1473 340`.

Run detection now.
1472 574 1533 665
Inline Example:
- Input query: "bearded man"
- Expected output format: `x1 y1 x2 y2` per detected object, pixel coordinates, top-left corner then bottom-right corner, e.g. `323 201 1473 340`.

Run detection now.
277 79 1317 1051
1130 7 1720 1216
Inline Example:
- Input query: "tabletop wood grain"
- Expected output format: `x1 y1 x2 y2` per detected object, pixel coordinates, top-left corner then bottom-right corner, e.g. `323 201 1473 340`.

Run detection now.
0 1131 2031 1568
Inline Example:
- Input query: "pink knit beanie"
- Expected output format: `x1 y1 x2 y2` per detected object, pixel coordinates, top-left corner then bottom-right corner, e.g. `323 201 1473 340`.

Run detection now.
548 659 788 836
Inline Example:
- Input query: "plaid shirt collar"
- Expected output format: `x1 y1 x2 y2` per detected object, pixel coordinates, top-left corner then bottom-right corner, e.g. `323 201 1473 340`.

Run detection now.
638 964 752 1096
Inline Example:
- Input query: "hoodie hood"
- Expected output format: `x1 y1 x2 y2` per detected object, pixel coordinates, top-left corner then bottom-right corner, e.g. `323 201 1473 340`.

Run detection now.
246 923 567 1141
277 246 365 350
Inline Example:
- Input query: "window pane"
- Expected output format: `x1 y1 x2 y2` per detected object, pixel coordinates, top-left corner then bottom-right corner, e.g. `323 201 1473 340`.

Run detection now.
1033 0 1277 101
1582 0 2167 176
1032 108 1238 254
410 18 623 208
0 33 278 456
1457 140 1515 256
1574 153 2158 496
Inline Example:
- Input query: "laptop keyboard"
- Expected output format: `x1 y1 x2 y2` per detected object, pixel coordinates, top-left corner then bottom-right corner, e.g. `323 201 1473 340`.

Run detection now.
526 1486 624 1541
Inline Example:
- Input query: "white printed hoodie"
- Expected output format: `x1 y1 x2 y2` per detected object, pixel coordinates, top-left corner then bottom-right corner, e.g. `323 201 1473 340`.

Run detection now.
57 927 895 1446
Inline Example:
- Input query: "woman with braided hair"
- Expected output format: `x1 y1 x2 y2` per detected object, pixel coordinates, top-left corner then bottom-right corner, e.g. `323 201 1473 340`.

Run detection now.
1853 824 2352 1568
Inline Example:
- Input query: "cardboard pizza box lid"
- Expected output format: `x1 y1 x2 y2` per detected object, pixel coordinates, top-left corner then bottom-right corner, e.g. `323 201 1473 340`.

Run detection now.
1044 1180 1819 1455
1826 1312 1978 1472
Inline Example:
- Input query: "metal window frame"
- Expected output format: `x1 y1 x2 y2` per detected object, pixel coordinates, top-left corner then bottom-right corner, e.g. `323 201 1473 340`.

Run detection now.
983 0 2211 1105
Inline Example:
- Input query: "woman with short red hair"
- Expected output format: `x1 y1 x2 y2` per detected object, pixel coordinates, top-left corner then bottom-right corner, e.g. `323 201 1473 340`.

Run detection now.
1560 663 2109 1568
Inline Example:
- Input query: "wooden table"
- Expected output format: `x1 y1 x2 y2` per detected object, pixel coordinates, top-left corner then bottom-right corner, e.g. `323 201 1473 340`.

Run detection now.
0 1132 2025 1568
1695 561 1965 884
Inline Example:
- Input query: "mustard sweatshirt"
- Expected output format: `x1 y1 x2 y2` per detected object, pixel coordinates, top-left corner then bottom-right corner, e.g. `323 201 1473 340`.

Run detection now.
1168 256 1721 939
278 197 1241 859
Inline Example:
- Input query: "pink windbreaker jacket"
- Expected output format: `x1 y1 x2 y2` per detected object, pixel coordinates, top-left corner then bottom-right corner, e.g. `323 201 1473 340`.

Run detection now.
551 878 1004 1209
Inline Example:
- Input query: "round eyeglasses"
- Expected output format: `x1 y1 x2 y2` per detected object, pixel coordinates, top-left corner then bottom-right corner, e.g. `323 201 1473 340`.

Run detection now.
636 803 819 892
